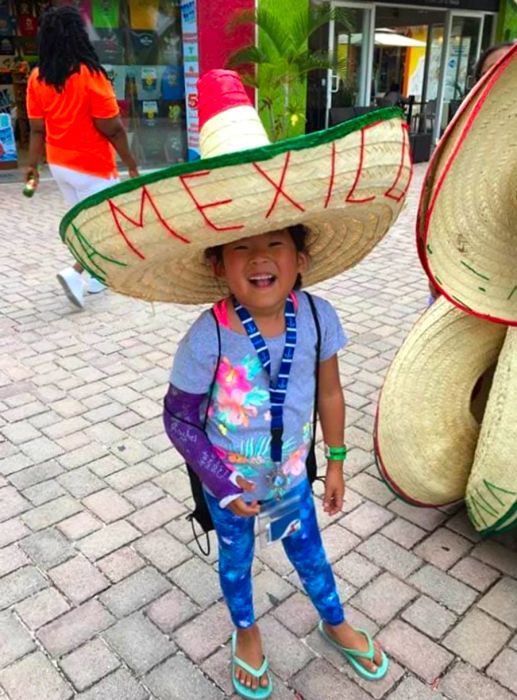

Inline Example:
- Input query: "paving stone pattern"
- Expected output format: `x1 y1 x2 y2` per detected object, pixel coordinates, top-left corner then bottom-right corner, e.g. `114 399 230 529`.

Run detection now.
0 168 515 699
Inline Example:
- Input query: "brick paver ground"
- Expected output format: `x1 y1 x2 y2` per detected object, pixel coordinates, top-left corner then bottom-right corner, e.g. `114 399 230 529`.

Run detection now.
0 166 515 699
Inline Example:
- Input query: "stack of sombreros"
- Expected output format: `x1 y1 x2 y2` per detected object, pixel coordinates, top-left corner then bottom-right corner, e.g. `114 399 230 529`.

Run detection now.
375 44 517 535
58 70 412 304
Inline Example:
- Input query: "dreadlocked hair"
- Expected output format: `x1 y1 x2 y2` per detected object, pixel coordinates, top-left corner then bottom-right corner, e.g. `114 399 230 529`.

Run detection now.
37 6 107 92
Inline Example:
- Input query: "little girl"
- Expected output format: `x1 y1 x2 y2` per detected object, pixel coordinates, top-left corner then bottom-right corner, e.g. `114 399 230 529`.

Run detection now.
163 225 388 697
57 66 408 698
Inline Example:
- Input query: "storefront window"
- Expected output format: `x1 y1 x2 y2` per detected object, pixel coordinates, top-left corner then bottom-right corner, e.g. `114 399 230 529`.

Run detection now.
0 0 188 171
481 14 494 51
444 16 483 114
371 8 445 114
328 7 372 125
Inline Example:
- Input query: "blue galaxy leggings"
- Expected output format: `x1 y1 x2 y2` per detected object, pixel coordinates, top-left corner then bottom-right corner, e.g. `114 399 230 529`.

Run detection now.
204 479 345 629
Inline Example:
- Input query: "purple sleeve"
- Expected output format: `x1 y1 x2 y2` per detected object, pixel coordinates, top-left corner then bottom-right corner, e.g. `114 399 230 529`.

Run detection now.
163 384 243 503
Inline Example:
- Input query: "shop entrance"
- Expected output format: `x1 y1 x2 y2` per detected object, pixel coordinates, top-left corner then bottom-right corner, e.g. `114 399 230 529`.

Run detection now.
0 0 189 172
325 0 496 160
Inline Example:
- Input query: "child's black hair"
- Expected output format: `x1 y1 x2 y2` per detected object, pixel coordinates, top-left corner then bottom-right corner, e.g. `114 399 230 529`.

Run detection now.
205 224 308 290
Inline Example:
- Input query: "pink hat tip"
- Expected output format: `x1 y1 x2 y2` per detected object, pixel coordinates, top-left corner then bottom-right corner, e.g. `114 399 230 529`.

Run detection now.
197 69 252 130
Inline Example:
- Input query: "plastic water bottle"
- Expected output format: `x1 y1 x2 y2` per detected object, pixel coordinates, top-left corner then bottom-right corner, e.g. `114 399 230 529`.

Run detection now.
23 176 37 198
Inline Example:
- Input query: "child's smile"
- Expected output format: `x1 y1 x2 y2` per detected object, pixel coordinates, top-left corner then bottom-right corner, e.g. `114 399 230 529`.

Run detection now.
215 229 308 317
248 273 276 289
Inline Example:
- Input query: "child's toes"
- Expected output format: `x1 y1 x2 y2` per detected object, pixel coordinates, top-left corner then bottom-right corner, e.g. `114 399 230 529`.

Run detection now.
361 657 377 672
236 669 247 686
373 641 384 666
359 640 384 672
357 641 382 673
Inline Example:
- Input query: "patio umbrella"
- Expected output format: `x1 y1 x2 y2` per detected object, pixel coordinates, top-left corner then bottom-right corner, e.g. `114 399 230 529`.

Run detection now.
341 30 426 48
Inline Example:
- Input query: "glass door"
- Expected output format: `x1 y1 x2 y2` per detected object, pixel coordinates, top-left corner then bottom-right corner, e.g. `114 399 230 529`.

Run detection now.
327 2 375 127
368 4 447 158
433 12 484 143
445 15 484 116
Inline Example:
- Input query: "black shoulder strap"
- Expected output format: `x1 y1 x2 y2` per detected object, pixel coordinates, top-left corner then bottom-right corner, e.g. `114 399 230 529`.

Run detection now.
305 291 321 426
304 292 322 485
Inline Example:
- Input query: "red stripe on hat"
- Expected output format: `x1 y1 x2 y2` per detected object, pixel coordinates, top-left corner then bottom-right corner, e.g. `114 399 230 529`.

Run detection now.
197 69 252 130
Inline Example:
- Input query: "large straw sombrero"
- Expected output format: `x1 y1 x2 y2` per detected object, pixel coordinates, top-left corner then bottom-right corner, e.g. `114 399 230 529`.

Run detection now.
375 296 507 508
59 70 412 304
466 327 517 534
417 43 517 325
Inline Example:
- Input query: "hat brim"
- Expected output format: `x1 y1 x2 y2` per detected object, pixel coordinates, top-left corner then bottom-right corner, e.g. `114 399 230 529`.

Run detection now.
59 107 411 304
466 327 517 534
417 44 517 326
375 297 507 506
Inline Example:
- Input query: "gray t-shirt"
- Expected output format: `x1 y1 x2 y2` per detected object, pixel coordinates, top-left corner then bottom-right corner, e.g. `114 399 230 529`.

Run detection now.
170 292 347 501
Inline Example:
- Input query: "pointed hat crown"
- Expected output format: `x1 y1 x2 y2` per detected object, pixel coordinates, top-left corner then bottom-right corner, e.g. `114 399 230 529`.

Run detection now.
198 69 270 158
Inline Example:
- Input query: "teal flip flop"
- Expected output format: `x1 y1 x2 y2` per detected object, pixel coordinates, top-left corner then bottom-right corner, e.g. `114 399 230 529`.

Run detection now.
318 621 389 681
231 631 273 699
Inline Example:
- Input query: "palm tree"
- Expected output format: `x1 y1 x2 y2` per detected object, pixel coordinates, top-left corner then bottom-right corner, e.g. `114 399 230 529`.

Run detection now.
226 2 352 141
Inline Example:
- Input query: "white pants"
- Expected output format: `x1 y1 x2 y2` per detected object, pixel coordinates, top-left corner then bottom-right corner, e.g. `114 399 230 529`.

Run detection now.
49 164 120 206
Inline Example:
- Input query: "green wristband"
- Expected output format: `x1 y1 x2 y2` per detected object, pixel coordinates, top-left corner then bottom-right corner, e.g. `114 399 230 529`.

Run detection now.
325 445 347 460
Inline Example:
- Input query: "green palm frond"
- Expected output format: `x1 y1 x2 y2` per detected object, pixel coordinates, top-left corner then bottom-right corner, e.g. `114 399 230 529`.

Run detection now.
240 72 259 89
226 45 269 70
333 7 355 34
292 3 354 46
225 3 354 140
227 8 290 57
293 3 331 46
294 51 348 76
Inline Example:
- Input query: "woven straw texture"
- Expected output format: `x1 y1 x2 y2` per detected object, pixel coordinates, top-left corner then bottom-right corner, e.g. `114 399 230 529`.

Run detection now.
417 43 517 325
199 105 270 158
375 296 507 506
466 327 517 533
59 110 411 304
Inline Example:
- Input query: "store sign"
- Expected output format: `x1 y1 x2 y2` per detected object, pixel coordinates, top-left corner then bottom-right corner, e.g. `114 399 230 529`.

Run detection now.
377 0 499 11
180 0 200 160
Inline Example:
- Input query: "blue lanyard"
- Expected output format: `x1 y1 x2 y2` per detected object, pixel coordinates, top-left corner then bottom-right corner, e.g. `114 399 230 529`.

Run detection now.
233 296 297 465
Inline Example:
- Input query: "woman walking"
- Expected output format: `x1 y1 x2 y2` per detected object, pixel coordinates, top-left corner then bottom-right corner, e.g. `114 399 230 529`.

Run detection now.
26 5 139 309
